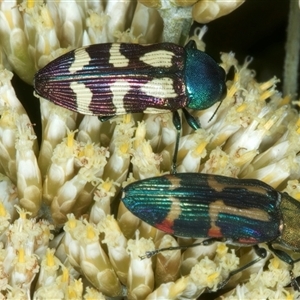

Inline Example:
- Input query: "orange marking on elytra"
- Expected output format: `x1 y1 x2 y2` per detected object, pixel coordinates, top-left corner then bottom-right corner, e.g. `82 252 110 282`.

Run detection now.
238 237 258 244
156 219 174 234
208 226 223 238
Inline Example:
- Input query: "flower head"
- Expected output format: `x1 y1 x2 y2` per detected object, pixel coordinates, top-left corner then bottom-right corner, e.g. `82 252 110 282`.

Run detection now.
0 1 299 299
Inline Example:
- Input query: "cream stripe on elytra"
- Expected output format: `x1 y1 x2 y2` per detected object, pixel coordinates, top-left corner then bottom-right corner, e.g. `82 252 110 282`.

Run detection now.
140 50 174 68
68 48 91 74
143 107 170 114
208 200 270 230
110 80 131 114
69 82 93 114
109 44 129 68
141 77 177 99
163 197 182 224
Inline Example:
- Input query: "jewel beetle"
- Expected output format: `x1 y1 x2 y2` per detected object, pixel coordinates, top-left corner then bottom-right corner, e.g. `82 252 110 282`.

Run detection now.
34 41 227 171
121 172 300 289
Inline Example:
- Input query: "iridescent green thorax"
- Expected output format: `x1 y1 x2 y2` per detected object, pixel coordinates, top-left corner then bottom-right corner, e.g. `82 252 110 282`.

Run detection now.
278 192 300 250
184 45 227 110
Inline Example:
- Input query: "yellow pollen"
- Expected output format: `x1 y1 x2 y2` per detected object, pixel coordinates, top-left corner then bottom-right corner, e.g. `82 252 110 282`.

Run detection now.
86 225 96 239
124 114 131 124
216 243 228 255
68 288 76 298
233 72 239 83
260 90 274 101
27 0 35 9
295 192 300 200
227 84 237 98
236 103 247 112
18 248 25 263
19 209 30 220
286 293 293 300
47 250 55 267
194 141 207 155
281 95 291 106
260 174 274 184
271 257 280 269
260 79 277 91
62 267 69 282
67 218 77 229
102 181 112 191
120 143 129 154
67 132 75 148
296 127 300 134
0 202 6 217
3 12 13 29
207 272 219 283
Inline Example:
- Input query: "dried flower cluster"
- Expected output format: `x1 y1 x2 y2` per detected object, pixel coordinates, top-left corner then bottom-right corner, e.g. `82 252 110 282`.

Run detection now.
0 0 299 299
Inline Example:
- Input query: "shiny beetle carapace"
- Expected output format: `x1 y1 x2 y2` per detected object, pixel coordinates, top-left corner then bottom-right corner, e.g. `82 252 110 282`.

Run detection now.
34 41 227 171
34 41 226 119
122 173 300 289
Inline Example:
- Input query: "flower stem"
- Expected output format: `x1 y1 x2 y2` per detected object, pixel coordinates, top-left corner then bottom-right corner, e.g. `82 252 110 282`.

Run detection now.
283 0 300 98
159 6 192 44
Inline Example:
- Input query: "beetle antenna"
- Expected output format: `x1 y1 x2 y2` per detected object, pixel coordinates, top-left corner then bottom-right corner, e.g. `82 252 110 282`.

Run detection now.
139 244 201 259
208 99 223 122
139 238 221 259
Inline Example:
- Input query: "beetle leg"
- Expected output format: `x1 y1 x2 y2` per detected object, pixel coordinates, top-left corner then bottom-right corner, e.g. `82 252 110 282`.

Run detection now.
171 109 201 174
207 245 268 292
268 243 300 291
181 107 201 130
171 111 181 174
98 116 114 122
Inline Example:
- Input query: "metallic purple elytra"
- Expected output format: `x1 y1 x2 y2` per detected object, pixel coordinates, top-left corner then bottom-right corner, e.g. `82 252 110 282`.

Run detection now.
33 41 226 118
